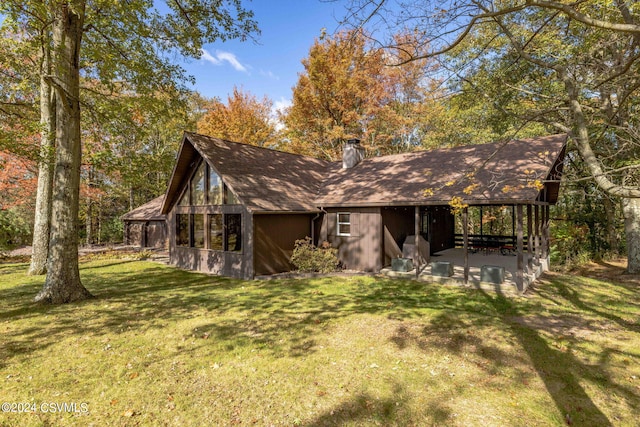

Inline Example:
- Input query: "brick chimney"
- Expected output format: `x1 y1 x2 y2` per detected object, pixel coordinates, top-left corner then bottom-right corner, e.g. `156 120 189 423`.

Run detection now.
342 138 365 169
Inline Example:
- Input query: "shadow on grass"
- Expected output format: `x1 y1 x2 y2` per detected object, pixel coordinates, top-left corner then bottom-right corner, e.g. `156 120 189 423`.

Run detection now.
303 382 409 427
404 273 639 426
0 260 506 371
2 260 638 425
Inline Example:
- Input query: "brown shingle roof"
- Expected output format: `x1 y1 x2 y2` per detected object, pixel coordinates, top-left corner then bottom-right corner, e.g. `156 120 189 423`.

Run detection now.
162 132 331 213
122 196 166 221
162 132 567 214
315 134 568 206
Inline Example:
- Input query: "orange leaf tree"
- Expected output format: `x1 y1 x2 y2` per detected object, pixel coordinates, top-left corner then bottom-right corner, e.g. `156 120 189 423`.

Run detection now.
197 87 277 147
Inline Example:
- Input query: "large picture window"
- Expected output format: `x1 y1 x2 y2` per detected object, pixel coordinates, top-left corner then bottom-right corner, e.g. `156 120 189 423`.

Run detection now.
175 158 242 252
176 214 190 246
192 214 205 248
337 212 351 236
179 163 238 207
209 214 223 250
225 214 242 252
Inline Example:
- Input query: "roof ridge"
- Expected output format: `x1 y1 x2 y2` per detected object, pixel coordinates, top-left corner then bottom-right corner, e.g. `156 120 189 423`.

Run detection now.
185 131 334 166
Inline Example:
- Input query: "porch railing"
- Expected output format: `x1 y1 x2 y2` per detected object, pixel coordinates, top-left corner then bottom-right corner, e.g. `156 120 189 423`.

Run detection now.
454 234 528 255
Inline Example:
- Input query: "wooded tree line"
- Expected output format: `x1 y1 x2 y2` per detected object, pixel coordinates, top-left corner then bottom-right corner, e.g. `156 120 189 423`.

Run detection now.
1 1 639 303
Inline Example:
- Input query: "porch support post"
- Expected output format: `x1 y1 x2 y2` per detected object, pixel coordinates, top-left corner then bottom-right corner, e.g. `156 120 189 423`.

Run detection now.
516 204 524 293
541 205 548 261
544 205 550 265
534 204 540 266
527 204 533 270
463 206 469 284
415 206 420 278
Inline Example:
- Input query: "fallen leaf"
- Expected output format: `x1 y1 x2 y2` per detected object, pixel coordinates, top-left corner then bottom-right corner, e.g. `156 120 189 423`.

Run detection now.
123 409 135 417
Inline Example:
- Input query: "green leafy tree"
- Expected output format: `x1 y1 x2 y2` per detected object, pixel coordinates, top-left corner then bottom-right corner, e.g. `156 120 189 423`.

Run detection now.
0 0 258 303
343 0 640 272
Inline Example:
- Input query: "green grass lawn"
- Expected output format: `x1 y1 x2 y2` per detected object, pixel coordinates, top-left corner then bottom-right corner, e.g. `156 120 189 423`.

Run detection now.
1 257 638 426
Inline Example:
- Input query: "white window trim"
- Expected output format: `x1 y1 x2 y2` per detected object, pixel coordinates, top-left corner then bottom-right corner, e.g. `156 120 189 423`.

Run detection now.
337 212 351 236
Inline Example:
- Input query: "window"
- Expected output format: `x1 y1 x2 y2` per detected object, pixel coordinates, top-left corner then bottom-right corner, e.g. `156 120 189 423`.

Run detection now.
224 185 238 204
192 214 205 248
337 213 351 236
209 167 223 204
178 188 189 206
205 213 241 252
176 214 190 246
209 214 223 250
191 162 206 205
225 214 242 252
175 160 242 252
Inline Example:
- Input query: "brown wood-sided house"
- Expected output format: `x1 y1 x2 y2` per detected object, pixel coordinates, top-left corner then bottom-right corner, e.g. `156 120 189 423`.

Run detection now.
160 132 567 288
122 196 167 248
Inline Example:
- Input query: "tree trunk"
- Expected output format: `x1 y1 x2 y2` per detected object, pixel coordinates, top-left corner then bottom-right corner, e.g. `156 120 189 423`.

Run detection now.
623 197 640 274
86 197 93 246
603 195 619 253
29 46 55 276
35 1 92 304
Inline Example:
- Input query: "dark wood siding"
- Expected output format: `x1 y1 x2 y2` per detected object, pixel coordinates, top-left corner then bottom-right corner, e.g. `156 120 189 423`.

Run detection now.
124 220 167 248
425 206 455 252
146 221 167 248
253 214 312 275
126 222 143 246
381 207 415 266
324 207 382 272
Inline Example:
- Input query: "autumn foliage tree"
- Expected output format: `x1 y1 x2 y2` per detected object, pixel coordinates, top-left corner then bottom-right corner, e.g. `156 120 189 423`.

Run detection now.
283 30 391 160
0 152 37 250
282 29 448 160
197 87 277 147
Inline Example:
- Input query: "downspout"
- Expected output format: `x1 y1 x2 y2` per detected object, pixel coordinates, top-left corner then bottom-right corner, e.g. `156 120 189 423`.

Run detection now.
311 207 327 246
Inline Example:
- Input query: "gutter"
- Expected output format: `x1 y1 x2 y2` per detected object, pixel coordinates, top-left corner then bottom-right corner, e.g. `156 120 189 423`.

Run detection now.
311 206 327 245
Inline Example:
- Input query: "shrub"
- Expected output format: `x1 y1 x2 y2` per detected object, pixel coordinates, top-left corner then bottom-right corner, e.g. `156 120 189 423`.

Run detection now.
290 237 339 273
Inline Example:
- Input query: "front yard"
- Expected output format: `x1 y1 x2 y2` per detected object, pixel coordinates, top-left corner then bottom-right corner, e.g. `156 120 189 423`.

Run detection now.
1 256 638 426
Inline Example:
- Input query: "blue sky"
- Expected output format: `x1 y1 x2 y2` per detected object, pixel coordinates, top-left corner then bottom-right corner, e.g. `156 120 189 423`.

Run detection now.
182 0 347 111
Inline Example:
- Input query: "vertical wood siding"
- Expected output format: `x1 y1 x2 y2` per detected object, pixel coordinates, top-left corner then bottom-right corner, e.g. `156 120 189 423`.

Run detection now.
253 214 312 275
325 207 382 271
145 221 167 248
425 206 455 252
381 207 415 266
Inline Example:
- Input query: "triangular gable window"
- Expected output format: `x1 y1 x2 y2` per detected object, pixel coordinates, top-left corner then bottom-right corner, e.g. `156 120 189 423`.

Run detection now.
177 158 239 207
209 166 223 204
178 187 189 206
191 162 206 205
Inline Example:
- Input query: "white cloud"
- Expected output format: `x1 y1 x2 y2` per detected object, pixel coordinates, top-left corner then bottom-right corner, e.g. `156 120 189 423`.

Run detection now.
260 69 279 80
201 49 248 73
271 97 292 131
273 97 291 114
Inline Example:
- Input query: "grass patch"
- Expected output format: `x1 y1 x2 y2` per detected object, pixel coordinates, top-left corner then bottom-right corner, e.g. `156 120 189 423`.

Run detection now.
0 258 639 426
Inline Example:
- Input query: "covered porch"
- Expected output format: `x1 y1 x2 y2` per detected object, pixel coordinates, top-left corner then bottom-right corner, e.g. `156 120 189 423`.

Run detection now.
381 247 546 295
382 203 552 295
